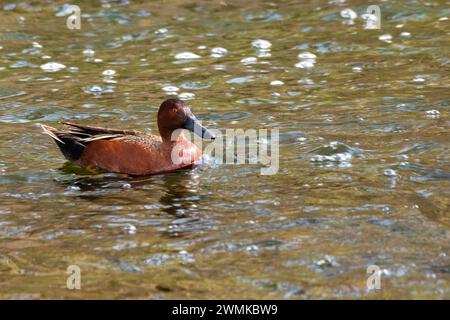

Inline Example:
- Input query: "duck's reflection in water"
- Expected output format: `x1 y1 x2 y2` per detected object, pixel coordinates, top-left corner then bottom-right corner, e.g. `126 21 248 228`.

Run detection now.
57 162 204 219
156 171 209 238
157 171 202 217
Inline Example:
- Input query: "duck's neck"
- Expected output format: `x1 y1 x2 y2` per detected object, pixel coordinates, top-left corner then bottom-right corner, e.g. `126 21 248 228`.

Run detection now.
160 128 185 143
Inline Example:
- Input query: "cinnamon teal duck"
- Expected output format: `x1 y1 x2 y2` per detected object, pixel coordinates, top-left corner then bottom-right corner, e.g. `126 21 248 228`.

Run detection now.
41 99 215 175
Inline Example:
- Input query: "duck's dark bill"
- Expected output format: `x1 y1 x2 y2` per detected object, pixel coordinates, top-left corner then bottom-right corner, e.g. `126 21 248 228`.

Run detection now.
183 114 215 140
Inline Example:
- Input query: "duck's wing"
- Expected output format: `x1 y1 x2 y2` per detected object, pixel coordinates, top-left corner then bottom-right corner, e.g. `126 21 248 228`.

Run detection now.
62 121 142 137
61 121 145 143
41 122 145 161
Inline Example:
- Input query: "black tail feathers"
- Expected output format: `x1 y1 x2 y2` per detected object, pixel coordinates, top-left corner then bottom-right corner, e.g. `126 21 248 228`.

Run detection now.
41 124 86 161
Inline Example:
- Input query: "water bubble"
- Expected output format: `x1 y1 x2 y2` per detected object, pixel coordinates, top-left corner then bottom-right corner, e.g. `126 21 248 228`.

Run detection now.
85 85 102 93
251 39 272 50
352 66 363 72
123 224 136 234
102 69 116 76
182 67 196 72
82 49 95 57
227 76 254 84
413 76 425 82
155 27 168 34
22 47 41 55
178 92 195 100
67 185 81 191
181 81 210 90
378 34 393 43
40 62 66 72
83 85 113 95
162 85 179 93
340 8 357 20
382 207 391 214
298 78 314 85
175 52 201 60
240 57 257 65
310 141 359 167
425 109 440 119
400 32 411 38
270 80 284 86
295 61 315 69
245 245 259 254
315 255 339 268
298 52 316 60
296 51 316 69
384 169 398 177
210 47 228 58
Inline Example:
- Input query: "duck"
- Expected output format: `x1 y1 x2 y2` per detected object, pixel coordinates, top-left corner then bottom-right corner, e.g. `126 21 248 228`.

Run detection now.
41 98 215 175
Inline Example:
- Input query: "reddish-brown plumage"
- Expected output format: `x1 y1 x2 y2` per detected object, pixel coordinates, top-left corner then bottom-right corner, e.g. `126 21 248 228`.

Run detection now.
77 136 201 175
41 99 214 175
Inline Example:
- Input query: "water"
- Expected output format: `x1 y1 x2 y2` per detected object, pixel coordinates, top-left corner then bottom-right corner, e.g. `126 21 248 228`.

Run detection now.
0 0 449 299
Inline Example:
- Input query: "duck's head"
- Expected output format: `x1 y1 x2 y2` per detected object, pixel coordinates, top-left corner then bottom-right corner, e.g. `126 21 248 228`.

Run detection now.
157 98 215 141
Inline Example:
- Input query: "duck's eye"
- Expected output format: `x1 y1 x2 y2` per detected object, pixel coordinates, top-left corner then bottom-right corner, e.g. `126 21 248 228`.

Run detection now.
172 108 178 113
